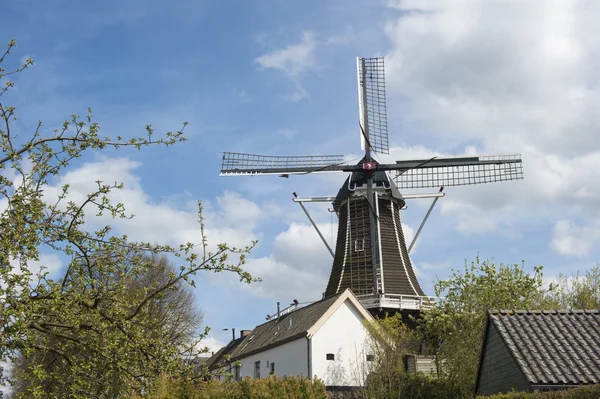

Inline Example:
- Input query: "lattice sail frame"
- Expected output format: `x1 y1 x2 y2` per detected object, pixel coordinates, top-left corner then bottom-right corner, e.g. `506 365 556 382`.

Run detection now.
358 57 389 154
393 155 523 189
220 152 345 175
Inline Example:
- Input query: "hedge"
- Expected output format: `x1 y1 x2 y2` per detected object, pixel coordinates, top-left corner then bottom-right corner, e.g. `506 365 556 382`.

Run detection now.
132 375 329 399
365 372 463 399
478 384 600 399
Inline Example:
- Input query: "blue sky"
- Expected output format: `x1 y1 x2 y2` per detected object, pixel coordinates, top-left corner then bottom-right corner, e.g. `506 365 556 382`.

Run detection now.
3 0 600 350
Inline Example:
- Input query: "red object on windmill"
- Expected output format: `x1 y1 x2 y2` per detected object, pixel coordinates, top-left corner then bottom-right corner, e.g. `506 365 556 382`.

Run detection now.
363 161 376 176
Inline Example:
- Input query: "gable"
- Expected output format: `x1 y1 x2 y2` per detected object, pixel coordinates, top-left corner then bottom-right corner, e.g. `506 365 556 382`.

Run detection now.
477 322 530 396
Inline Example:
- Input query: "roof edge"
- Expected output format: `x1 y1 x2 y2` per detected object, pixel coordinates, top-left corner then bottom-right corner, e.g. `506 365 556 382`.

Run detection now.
307 288 375 338
487 313 535 386
231 331 308 361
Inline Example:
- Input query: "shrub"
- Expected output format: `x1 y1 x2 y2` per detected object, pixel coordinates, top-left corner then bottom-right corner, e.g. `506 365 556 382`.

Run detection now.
365 372 462 399
130 374 328 399
478 384 600 399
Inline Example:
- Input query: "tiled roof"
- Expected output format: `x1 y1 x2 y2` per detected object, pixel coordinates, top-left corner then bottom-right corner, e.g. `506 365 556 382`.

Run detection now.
230 292 344 360
489 310 600 386
205 335 245 370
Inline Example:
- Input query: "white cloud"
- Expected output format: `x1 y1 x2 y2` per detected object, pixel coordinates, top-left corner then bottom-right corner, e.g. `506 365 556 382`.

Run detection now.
254 31 318 101
241 222 335 301
550 219 600 257
381 1 600 249
255 31 318 78
43 157 262 253
200 336 227 354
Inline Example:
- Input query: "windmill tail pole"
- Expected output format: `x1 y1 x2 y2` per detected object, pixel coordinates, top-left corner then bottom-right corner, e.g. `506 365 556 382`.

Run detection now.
408 187 444 254
293 192 335 258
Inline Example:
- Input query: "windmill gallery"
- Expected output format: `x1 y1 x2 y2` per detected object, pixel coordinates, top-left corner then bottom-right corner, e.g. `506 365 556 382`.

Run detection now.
210 57 524 386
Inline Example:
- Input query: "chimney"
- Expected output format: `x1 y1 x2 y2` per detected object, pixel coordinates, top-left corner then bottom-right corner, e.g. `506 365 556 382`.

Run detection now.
277 301 281 320
240 330 251 338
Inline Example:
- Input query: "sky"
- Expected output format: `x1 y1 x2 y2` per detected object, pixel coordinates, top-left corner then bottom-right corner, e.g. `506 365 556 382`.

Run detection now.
2 0 600 352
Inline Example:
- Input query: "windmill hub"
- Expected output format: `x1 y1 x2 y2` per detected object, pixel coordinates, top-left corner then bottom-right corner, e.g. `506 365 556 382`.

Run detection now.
362 161 376 176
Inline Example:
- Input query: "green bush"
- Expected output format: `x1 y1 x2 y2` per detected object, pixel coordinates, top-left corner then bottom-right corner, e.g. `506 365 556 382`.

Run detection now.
131 375 328 399
478 384 600 399
366 372 463 399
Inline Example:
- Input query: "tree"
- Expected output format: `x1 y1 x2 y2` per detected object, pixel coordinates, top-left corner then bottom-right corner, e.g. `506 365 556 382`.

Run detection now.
546 263 600 310
418 257 553 398
361 314 419 399
0 39 255 398
10 253 204 397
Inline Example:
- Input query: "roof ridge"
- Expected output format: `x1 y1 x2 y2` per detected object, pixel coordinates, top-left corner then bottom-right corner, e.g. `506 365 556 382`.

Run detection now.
490 309 600 315
252 292 344 329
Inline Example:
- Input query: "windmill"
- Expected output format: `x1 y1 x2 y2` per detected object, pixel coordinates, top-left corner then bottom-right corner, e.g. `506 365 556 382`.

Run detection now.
220 57 523 314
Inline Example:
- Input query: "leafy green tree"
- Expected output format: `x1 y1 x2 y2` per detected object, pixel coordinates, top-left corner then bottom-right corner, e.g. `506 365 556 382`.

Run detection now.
418 257 553 398
546 263 600 310
10 254 204 397
0 39 255 398
362 314 419 398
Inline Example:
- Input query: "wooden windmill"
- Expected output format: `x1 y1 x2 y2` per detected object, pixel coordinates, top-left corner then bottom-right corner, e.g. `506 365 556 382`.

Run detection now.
220 57 523 314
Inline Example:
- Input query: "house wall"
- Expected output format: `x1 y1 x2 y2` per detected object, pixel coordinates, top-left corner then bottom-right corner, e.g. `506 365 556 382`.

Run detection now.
311 299 370 386
477 322 530 396
238 338 308 380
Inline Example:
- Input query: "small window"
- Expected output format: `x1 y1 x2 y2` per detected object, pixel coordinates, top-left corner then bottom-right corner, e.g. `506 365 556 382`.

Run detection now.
326 353 335 361
270 362 275 375
234 365 241 381
366 354 374 362
254 361 260 379
354 239 365 252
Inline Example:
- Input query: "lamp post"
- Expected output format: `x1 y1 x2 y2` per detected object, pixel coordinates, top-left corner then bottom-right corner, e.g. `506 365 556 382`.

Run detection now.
222 328 235 342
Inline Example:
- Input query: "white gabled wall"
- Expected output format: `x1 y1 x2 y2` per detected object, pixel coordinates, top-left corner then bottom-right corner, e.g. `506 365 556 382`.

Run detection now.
238 337 308 380
310 298 370 386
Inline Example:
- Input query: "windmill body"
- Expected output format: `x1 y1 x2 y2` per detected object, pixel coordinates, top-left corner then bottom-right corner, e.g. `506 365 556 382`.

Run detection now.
325 158 425 313
220 57 523 314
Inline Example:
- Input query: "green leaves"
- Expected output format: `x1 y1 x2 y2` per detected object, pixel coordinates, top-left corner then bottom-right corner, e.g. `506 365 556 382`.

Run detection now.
417 257 553 398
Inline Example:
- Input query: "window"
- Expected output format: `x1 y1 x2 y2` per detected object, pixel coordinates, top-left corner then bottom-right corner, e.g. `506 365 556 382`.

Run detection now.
366 354 374 362
234 365 241 381
254 361 260 379
354 238 365 252
326 353 335 361
270 362 275 375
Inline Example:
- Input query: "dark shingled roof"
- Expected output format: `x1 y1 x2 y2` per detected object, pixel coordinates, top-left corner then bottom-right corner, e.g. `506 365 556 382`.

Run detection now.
230 292 344 360
488 310 600 386
205 335 245 370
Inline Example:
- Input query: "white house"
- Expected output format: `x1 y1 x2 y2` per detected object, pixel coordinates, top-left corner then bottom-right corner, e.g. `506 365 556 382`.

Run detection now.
208 288 375 386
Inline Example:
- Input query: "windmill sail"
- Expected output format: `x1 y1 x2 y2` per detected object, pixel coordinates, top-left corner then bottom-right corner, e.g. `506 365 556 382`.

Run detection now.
220 152 345 175
357 57 389 154
393 155 523 189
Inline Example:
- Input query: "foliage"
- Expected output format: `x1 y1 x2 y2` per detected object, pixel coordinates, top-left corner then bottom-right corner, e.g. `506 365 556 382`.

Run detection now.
10 254 204 397
418 257 552 398
477 384 600 398
545 264 600 310
393 373 462 399
130 375 329 399
0 39 256 398
362 313 419 398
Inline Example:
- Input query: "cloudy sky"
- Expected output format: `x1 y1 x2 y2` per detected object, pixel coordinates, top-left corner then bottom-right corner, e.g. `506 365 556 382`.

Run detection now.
3 0 600 350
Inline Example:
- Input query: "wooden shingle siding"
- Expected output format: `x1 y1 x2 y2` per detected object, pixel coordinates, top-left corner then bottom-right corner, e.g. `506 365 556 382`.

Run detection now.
324 194 424 298
325 201 349 297
477 322 530 396
379 197 424 296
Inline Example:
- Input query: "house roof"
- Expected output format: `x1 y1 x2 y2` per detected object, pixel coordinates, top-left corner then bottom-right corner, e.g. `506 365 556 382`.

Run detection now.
205 335 246 370
228 288 373 360
483 310 600 387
